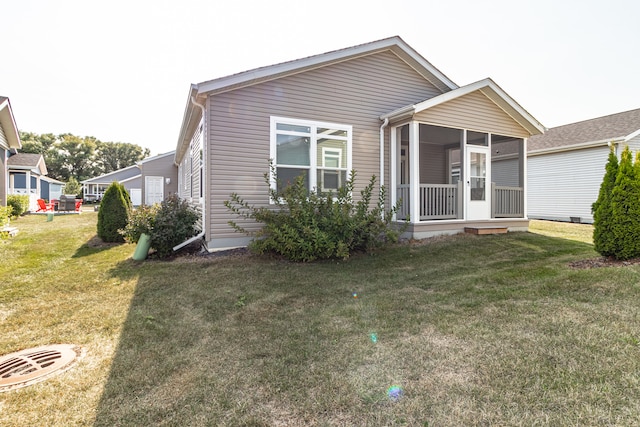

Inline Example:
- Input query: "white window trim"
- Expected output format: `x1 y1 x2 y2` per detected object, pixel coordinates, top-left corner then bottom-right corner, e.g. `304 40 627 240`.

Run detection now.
270 116 352 199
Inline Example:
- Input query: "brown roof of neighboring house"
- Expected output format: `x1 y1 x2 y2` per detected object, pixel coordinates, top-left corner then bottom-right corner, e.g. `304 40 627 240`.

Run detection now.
528 108 640 152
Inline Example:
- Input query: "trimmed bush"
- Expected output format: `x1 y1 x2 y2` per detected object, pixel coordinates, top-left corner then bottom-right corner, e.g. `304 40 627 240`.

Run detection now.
97 182 131 243
120 204 160 243
149 194 199 258
610 147 640 260
225 165 401 262
592 146 619 257
7 195 30 217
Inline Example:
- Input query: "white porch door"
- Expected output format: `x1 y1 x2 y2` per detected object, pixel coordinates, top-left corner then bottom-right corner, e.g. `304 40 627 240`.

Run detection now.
145 177 164 205
465 145 491 220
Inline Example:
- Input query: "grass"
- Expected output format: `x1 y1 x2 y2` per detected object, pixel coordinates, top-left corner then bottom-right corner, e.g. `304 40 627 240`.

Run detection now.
2 214 640 425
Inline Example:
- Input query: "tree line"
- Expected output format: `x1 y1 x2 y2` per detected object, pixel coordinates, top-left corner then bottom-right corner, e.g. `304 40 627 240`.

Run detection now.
18 131 151 183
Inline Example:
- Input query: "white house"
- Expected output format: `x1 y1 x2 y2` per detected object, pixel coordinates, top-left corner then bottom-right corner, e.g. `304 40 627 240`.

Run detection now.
528 108 640 223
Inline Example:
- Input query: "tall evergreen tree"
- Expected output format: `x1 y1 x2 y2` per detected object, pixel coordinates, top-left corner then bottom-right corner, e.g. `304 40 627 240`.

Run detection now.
97 182 130 243
610 146 640 259
592 145 618 257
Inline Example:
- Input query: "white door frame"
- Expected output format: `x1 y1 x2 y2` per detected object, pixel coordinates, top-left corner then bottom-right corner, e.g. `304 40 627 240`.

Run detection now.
145 176 164 205
465 144 491 220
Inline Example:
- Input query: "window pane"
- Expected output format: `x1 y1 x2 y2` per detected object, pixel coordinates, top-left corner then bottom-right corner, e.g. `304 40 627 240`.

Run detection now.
277 123 311 133
317 170 346 191
277 134 310 166
317 128 348 137
277 168 308 192
317 138 346 168
469 152 486 201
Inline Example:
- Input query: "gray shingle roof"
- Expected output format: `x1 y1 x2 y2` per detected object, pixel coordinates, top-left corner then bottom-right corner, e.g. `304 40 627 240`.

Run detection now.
7 153 43 167
528 108 640 152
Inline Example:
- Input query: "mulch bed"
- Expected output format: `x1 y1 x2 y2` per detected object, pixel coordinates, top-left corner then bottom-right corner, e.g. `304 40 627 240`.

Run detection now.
568 257 640 269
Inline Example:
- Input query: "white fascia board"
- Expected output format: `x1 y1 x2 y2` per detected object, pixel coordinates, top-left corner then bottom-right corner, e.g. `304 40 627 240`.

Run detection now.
528 138 623 157
0 98 22 149
412 78 546 136
196 36 458 95
139 150 176 165
120 174 142 184
80 164 140 184
380 105 416 121
624 128 640 142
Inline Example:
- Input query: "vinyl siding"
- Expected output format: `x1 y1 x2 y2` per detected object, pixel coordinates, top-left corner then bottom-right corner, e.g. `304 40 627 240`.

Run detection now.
415 91 530 139
492 158 520 187
527 145 610 223
140 155 178 204
207 50 444 246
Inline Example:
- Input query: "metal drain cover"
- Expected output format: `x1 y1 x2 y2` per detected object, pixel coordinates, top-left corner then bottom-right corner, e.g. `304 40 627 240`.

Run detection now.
0 344 83 392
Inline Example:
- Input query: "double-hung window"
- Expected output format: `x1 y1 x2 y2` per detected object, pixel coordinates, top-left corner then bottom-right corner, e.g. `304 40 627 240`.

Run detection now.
270 116 351 194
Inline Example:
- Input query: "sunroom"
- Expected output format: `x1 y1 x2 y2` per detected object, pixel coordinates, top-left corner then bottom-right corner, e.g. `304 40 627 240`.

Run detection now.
382 79 544 237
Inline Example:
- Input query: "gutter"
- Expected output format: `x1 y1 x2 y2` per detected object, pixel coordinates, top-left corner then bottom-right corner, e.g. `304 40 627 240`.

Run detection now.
173 95 207 252
528 138 623 157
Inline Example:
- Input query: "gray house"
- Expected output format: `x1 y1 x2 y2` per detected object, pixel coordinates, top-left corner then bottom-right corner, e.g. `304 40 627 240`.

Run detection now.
0 96 22 207
82 151 177 205
528 108 640 223
175 36 544 251
7 153 49 211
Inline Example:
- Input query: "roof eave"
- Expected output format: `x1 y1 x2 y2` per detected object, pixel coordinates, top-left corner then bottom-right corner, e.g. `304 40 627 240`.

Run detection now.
0 97 22 150
528 138 624 156
175 85 201 165
196 36 458 96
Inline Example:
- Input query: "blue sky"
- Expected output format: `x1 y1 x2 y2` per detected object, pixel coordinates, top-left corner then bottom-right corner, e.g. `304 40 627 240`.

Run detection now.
2 0 639 155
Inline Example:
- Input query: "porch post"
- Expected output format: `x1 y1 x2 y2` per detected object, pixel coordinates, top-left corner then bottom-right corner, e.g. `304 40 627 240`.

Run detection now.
522 138 527 218
390 125 397 221
409 122 420 223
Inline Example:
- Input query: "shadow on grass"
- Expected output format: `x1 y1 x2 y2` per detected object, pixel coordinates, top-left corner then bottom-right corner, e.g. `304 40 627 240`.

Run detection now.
71 235 126 258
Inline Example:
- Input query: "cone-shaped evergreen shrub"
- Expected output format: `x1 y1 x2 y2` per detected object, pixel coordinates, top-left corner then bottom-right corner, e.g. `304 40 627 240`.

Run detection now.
97 182 131 243
592 146 619 257
610 146 640 259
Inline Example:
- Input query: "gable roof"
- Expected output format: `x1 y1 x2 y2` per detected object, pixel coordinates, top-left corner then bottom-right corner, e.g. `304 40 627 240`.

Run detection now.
196 36 457 96
81 164 140 184
528 108 640 153
381 78 545 136
7 153 48 175
176 36 459 162
0 96 22 150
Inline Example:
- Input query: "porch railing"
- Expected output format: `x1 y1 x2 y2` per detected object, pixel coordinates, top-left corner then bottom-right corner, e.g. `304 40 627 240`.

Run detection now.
396 182 523 221
396 183 460 220
492 184 524 218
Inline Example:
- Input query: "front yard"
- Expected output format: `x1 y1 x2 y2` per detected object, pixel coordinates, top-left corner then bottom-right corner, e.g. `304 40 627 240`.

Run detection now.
2 214 640 425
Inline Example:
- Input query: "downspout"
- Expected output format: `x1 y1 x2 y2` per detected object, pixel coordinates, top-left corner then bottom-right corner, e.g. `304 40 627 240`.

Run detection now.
173 95 207 251
379 118 389 217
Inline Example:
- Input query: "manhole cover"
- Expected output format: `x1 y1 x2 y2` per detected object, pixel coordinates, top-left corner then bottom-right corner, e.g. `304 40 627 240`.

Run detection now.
0 344 84 392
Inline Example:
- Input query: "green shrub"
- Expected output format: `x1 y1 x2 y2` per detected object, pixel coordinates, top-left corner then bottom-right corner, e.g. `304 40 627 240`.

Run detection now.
120 204 160 243
592 146 619 257
609 146 640 260
97 182 131 243
149 194 199 258
7 195 30 217
225 164 401 262
0 205 12 227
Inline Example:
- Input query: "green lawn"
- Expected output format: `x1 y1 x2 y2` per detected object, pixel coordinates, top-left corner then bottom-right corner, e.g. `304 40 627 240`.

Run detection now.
2 214 640 426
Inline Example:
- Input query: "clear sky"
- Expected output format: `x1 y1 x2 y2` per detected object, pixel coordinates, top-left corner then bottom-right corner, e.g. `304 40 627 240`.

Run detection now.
2 0 639 155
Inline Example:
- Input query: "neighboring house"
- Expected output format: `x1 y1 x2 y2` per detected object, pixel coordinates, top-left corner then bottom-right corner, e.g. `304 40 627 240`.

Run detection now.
0 96 22 207
528 108 640 223
41 176 66 201
7 153 48 211
82 151 177 205
175 36 544 251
